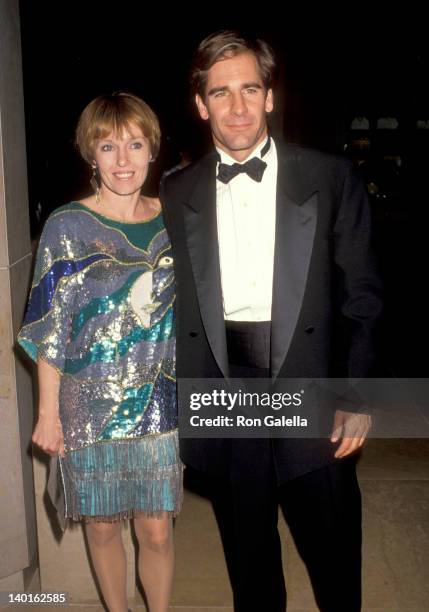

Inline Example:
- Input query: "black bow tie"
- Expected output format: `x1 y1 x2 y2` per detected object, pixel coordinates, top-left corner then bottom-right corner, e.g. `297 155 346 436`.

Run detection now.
216 137 271 184
217 156 267 184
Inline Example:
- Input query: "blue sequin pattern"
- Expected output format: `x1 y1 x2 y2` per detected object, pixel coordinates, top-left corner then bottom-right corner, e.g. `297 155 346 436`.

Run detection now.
18 203 182 521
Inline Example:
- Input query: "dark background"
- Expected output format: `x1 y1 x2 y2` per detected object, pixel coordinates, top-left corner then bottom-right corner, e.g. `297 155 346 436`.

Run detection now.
18 2 429 376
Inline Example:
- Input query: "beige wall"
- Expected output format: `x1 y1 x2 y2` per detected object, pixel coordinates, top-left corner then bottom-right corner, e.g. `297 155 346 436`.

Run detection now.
0 2 136 604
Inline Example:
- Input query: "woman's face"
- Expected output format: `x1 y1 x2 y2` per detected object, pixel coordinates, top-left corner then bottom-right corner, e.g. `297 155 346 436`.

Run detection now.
93 123 151 197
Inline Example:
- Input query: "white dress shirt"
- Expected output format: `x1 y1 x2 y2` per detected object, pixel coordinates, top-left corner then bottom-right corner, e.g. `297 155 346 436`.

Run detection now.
216 137 278 322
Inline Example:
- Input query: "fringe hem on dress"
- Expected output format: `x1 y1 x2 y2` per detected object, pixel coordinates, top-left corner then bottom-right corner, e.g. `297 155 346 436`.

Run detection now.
68 504 182 523
60 430 183 522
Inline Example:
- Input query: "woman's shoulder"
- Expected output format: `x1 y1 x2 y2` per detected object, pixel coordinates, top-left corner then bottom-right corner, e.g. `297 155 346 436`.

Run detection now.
47 201 83 221
44 201 97 230
145 196 161 208
39 202 88 246
139 196 161 221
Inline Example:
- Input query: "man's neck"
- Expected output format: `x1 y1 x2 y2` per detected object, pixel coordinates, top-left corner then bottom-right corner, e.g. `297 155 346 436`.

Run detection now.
216 135 269 164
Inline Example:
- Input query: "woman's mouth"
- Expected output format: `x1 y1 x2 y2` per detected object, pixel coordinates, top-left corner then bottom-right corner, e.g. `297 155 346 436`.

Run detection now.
113 172 134 180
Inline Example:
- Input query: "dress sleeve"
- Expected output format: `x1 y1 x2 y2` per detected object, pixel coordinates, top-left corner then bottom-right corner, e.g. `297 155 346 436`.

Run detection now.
17 212 77 373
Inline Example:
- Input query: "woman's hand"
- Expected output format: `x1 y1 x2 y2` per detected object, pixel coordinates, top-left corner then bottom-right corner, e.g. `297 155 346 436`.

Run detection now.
35 357 65 457
32 414 65 457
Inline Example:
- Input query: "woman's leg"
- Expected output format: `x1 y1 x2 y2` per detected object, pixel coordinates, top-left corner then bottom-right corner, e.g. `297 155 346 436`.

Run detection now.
85 521 128 612
133 512 174 612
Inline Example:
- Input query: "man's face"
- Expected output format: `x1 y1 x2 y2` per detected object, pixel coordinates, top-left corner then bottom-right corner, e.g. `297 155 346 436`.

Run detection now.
195 51 273 162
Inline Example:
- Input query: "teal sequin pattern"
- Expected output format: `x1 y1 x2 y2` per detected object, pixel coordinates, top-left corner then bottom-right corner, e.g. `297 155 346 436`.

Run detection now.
18 203 178 452
18 203 182 521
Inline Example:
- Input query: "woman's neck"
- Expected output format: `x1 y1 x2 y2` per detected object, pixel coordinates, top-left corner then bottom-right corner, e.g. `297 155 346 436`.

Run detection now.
97 188 143 222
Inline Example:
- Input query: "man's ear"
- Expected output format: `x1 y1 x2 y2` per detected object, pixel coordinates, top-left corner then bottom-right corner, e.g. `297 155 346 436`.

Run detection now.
195 94 209 120
265 89 274 114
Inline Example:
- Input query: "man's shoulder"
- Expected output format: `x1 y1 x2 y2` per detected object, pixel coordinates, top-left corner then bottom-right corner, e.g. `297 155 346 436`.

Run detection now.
273 140 358 202
161 151 217 200
276 140 352 177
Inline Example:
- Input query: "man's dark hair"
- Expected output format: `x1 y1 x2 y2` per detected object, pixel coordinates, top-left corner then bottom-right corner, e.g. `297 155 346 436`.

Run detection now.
190 30 277 98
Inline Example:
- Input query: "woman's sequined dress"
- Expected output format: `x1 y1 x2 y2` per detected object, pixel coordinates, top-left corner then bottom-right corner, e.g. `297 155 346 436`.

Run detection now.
18 202 183 522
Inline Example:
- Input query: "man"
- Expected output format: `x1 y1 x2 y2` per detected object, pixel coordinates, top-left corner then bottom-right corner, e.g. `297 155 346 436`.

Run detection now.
161 31 382 612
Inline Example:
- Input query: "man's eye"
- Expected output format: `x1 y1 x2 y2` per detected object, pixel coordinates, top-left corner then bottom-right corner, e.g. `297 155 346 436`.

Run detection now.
245 88 258 94
214 91 227 98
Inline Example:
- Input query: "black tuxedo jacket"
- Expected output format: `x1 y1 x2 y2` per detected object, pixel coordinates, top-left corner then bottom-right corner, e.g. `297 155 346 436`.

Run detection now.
160 140 383 481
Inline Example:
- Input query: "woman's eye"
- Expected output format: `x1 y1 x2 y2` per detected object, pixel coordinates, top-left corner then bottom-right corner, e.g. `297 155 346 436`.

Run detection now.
131 142 143 149
101 144 114 152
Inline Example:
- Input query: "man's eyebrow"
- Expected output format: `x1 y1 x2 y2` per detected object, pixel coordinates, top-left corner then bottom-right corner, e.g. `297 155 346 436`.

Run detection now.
242 82 263 90
207 86 229 96
207 82 264 97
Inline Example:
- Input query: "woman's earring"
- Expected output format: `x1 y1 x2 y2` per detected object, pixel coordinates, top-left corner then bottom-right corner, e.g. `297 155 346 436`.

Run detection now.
90 165 101 205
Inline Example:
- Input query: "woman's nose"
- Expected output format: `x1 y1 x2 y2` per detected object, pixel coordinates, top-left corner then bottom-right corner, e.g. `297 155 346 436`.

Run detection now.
117 148 128 166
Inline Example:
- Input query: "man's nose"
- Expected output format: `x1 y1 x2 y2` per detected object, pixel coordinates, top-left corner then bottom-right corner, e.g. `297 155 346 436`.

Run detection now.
230 92 246 115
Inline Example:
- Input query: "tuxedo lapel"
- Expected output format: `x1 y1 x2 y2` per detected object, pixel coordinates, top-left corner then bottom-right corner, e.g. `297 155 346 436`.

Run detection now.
182 153 229 378
271 145 318 379
180 144 318 381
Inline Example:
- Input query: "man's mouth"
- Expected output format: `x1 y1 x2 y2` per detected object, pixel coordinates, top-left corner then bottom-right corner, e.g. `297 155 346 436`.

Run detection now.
227 123 252 129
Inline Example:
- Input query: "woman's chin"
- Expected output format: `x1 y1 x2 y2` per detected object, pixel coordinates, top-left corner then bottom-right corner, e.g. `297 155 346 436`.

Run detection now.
102 182 143 197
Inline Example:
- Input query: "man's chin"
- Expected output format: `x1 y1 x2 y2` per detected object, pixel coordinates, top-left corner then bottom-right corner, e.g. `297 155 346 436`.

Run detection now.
217 128 269 153
217 137 261 156
229 137 256 150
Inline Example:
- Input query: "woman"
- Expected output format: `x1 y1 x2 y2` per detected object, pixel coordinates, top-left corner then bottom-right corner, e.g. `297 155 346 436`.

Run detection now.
18 92 183 612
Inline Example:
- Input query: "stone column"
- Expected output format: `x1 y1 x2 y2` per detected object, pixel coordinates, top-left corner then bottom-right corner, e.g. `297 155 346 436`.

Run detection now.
0 3 136 605
0 0 39 594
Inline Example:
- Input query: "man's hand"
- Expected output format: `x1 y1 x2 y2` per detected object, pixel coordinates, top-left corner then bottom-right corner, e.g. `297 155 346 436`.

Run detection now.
330 410 372 458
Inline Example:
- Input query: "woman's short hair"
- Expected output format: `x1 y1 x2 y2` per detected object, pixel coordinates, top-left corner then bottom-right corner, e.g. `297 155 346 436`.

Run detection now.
75 92 161 164
190 30 277 98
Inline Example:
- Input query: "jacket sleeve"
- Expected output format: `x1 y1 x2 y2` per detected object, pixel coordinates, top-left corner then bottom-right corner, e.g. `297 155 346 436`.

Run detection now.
333 161 383 379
